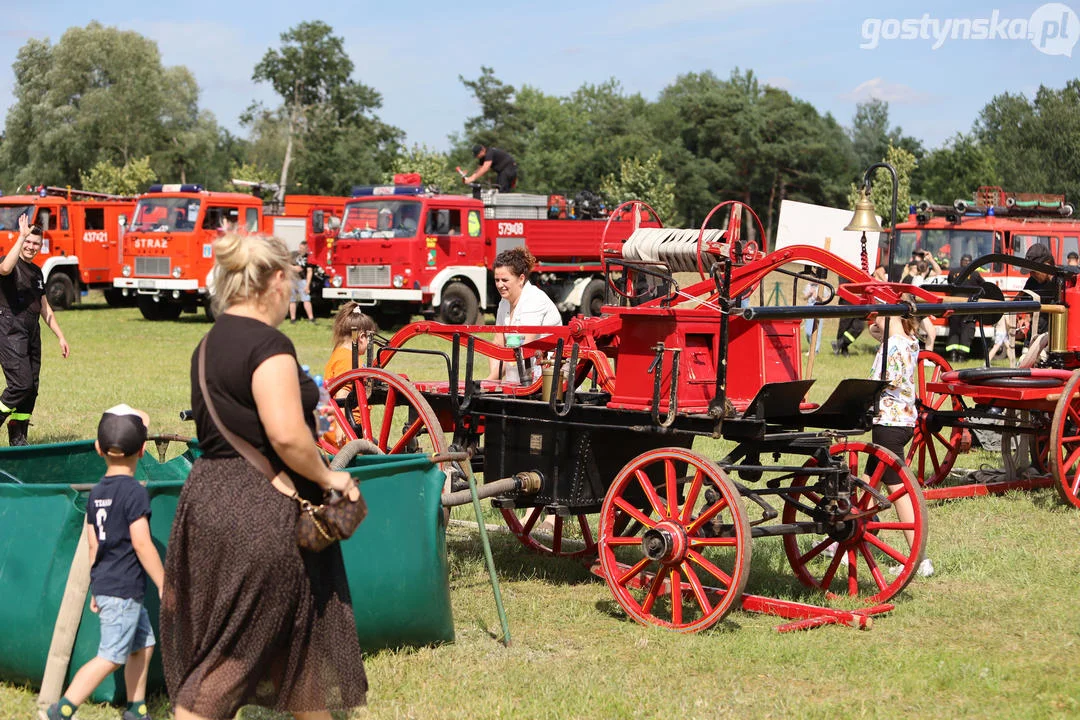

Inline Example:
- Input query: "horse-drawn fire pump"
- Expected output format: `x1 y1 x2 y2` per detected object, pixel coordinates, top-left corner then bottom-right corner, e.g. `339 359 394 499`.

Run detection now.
321 202 1034 633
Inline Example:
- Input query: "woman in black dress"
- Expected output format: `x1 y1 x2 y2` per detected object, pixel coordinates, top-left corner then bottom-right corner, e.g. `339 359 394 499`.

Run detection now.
161 232 367 720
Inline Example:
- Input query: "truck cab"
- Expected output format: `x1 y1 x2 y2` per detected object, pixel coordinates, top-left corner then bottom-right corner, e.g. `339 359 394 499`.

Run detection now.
0 188 134 309
114 184 262 320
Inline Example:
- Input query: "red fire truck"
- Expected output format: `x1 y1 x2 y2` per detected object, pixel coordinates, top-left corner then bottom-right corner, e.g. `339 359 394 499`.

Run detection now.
0 186 135 309
888 186 1079 293
316 183 658 325
113 184 348 320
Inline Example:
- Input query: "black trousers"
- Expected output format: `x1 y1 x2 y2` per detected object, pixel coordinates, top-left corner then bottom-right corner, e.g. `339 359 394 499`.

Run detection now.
495 165 518 193
0 321 41 418
946 317 976 356
836 317 865 348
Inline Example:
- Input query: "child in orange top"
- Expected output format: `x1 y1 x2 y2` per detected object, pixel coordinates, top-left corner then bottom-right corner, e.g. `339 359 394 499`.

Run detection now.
323 303 377 445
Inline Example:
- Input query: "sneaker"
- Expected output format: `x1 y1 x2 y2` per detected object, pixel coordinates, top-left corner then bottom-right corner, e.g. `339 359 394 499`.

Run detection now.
888 558 934 578
38 705 62 720
830 340 840 355
123 710 151 720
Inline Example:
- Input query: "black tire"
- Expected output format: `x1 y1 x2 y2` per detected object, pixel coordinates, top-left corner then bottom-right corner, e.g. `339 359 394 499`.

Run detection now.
103 288 135 307
438 282 480 325
45 273 75 310
204 298 216 322
137 296 182 321
580 278 607 317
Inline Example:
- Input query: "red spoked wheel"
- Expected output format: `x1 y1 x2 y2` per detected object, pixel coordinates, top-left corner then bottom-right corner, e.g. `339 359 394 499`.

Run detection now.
907 351 964 486
781 442 927 603
500 508 598 559
1049 370 1080 509
322 367 448 457
597 448 752 632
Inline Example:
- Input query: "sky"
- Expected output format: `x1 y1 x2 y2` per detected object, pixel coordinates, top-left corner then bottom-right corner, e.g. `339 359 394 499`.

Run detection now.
1 0 1078 156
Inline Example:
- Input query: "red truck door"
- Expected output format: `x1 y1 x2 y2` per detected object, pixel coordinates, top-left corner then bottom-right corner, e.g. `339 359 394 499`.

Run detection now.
78 206 112 284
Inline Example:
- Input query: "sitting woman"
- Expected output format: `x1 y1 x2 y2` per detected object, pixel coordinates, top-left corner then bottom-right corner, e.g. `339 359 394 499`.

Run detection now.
485 247 562 384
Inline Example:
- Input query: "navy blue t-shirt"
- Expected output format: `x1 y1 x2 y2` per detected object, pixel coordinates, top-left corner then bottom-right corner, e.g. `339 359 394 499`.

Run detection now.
86 474 152 600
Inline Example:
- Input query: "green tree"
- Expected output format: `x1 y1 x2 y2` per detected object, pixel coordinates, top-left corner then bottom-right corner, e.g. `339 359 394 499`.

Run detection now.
915 133 998 204
599 151 676 222
250 21 401 198
0 22 223 189
78 156 156 195
850 99 924 172
384 144 461 194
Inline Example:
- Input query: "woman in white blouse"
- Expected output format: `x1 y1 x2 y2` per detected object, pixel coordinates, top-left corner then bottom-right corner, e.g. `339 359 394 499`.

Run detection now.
486 246 562 384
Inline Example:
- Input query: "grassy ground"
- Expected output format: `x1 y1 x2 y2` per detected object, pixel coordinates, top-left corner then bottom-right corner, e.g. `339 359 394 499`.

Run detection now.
3 292 1080 719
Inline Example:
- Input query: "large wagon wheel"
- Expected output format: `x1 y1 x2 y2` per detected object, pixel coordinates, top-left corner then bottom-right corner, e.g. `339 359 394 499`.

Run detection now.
907 351 964 486
597 448 752 633
1049 369 1080 509
322 367 448 458
782 442 928 603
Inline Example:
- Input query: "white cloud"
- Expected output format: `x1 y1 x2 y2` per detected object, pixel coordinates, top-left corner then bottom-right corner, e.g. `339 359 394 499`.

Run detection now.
840 77 932 105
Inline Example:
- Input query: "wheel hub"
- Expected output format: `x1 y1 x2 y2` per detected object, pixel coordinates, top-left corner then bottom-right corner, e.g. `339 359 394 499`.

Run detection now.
641 521 689 564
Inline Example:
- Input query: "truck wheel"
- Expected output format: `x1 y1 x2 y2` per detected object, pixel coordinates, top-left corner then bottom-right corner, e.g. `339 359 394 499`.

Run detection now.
103 288 134 307
438 283 479 325
45 274 76 310
204 298 216 322
137 296 182 321
580 278 607 317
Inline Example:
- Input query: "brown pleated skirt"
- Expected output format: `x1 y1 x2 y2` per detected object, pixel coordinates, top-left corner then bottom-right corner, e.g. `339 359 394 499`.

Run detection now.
161 456 367 718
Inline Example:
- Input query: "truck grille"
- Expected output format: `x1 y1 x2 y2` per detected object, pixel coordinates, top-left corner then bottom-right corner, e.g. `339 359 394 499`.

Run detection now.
134 257 170 276
347 265 391 287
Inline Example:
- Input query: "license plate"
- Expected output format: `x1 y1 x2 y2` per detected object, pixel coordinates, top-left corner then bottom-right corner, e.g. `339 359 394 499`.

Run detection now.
351 289 373 299
137 279 156 289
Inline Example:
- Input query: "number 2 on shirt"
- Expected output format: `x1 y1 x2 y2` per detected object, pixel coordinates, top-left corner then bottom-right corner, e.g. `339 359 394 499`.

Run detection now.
95 508 107 541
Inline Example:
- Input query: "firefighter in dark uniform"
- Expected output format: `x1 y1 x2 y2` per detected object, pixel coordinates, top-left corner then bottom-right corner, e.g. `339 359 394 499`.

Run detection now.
465 144 518 192
0 214 70 445
945 254 984 362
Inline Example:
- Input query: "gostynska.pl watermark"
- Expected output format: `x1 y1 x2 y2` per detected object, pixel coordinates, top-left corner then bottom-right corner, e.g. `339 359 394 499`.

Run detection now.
860 3 1079 56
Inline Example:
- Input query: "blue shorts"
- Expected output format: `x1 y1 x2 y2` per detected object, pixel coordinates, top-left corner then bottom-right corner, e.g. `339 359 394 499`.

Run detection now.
95 595 155 665
291 278 311 303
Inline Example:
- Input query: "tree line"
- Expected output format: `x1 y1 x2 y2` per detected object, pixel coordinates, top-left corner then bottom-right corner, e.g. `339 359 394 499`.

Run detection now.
2 21 1079 243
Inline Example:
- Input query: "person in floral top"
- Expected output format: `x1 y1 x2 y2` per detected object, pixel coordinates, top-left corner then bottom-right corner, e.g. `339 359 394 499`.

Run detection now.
866 311 934 577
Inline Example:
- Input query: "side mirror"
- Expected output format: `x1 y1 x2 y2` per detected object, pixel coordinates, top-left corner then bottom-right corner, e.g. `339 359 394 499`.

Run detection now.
312 210 324 235
435 209 451 235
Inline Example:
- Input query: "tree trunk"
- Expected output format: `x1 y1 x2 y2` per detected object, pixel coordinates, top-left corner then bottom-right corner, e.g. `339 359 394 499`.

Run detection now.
278 130 293 204
766 172 778 249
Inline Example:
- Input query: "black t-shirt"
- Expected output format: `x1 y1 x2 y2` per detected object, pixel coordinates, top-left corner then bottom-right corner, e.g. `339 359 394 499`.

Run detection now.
190 314 318 473
1023 275 1058 334
0 259 44 326
480 147 515 173
87 474 152 600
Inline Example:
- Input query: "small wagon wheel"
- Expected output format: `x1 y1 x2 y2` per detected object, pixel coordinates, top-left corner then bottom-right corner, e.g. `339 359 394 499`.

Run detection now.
781 441 928 603
322 367 448 458
1049 369 1080 509
906 351 964 486
597 447 752 633
500 508 599 559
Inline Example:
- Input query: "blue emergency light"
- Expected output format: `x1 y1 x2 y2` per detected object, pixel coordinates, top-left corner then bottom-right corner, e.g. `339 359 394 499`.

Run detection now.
146 184 204 193
351 185 425 197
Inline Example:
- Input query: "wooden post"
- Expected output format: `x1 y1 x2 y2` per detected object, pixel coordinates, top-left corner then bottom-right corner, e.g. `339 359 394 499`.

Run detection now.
37 527 92 707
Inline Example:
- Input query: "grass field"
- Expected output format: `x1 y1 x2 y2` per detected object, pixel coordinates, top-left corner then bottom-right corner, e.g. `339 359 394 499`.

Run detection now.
2 293 1080 720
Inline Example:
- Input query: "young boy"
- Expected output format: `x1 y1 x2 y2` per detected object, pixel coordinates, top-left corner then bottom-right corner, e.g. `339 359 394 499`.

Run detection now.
41 405 163 720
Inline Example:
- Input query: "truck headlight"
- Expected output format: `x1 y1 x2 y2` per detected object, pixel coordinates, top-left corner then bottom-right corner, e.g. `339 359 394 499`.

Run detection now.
331 275 343 288
122 265 131 277
392 274 405 288
172 267 183 279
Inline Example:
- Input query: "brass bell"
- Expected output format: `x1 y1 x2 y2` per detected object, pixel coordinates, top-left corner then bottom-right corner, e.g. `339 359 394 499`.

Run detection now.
845 187 884 233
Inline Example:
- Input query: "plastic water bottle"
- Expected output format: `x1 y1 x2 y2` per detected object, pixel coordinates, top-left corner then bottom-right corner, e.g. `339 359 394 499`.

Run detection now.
313 374 332 434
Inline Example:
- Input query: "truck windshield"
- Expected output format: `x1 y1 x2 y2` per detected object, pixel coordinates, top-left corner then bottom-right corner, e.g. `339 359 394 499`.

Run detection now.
130 198 201 233
340 200 422 239
0 205 34 231
895 229 995 271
